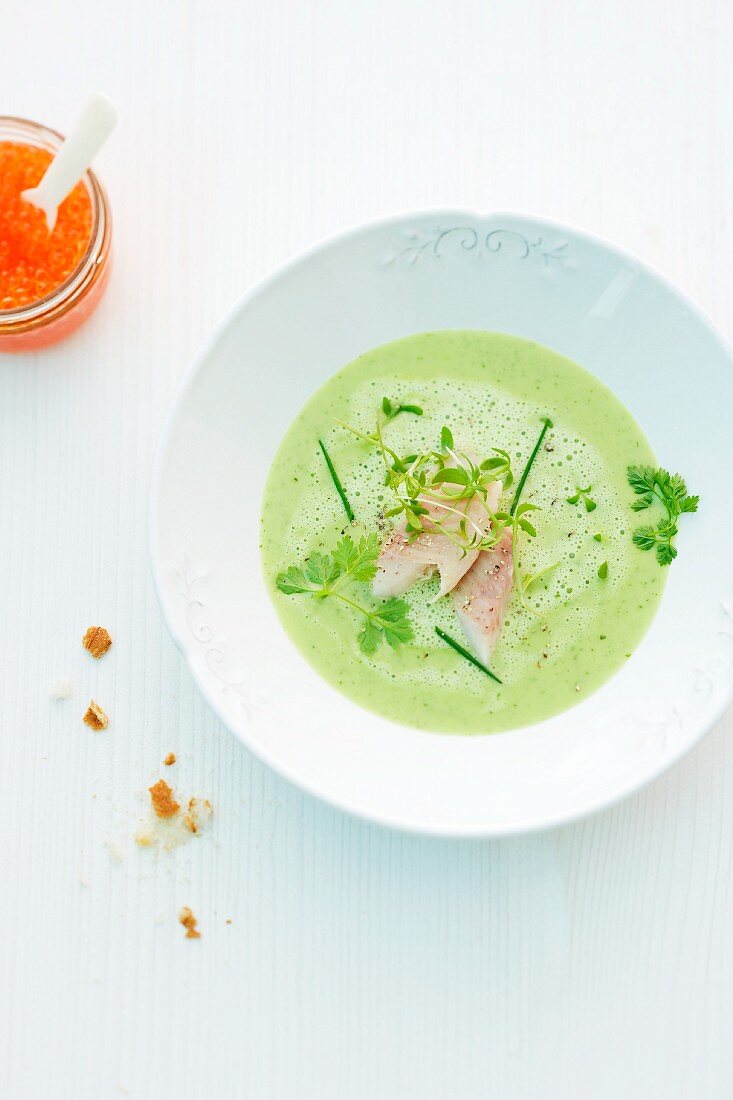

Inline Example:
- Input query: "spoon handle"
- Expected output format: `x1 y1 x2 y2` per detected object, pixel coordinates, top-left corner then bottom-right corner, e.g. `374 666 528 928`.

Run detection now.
26 94 117 228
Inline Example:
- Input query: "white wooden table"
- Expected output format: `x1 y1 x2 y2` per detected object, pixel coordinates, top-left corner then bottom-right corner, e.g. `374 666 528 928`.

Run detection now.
2 2 732 1096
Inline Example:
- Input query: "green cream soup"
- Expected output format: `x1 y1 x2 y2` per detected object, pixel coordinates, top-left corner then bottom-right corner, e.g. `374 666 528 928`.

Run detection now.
260 331 665 734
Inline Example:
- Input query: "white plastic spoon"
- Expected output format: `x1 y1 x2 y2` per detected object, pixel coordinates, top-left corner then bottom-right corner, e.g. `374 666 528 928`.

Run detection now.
21 94 117 233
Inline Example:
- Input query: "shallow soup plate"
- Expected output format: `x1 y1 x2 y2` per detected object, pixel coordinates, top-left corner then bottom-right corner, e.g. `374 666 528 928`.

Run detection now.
150 210 733 836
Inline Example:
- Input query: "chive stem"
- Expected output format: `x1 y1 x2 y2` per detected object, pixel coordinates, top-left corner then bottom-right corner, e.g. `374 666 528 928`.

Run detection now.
509 417 553 516
435 627 502 684
318 439 354 523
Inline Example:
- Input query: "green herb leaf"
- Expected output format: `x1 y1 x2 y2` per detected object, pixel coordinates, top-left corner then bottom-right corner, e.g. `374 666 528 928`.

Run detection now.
357 599 413 654
277 533 411 656
275 566 312 595
632 526 657 551
568 484 597 511
656 542 677 565
381 396 423 421
304 552 339 587
432 467 469 487
331 532 380 582
627 465 698 567
667 473 688 502
627 465 657 496
358 618 382 655
597 561 608 580
372 598 413 649
440 425 454 452
479 448 513 489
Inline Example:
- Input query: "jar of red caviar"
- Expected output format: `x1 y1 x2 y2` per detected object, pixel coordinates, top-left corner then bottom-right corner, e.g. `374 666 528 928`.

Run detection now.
0 116 111 352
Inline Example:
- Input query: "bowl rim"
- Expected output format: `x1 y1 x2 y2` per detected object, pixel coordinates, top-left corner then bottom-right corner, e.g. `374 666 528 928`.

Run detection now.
149 206 733 837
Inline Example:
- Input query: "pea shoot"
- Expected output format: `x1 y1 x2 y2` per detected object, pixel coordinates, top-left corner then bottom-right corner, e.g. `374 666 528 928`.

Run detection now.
567 485 597 512
382 396 423 420
338 406 514 558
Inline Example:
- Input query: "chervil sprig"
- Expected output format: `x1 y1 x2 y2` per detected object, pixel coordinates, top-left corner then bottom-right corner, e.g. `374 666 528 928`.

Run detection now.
276 532 413 654
627 465 699 565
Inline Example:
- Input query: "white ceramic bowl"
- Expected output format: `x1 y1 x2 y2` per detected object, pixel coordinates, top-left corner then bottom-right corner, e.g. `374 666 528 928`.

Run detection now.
150 210 733 836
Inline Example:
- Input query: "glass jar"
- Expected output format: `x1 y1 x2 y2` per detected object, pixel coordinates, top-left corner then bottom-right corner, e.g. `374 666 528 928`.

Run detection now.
0 116 112 352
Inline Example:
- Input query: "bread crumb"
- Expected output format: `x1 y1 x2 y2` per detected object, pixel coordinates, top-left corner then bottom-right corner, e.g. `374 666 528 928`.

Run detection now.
136 786 213 850
83 626 112 659
179 906 201 939
163 752 176 766
225 919 233 925
149 779 180 818
83 700 108 731
183 797 213 834
49 678 73 700
104 836 124 864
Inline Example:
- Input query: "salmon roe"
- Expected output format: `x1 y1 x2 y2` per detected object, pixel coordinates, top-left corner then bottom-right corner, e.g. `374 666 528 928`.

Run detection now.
0 141 92 311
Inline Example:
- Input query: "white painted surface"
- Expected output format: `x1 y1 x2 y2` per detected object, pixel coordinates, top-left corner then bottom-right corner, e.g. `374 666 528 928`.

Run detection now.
1 1 731 1096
